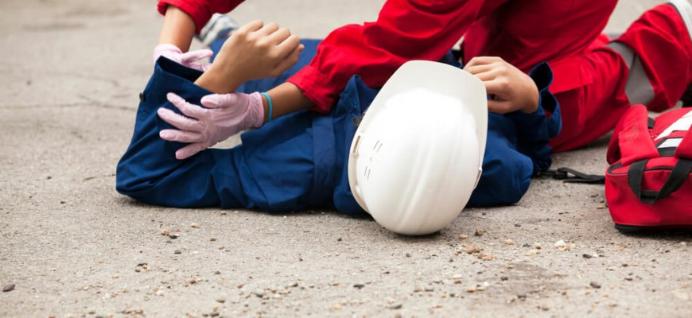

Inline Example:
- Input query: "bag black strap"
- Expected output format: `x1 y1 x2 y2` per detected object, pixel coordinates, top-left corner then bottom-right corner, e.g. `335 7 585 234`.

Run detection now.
536 167 605 184
628 159 692 204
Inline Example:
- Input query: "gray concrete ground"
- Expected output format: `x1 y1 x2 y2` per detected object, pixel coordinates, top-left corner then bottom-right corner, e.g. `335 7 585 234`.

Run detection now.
2 0 691 317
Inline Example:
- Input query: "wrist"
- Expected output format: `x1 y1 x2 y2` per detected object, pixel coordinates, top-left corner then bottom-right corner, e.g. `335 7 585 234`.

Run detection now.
159 6 195 51
260 92 273 123
194 65 242 94
250 92 266 128
520 78 540 113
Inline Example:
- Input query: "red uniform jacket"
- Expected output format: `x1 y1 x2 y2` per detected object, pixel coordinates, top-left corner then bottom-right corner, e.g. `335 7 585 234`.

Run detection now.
157 0 514 113
158 0 613 115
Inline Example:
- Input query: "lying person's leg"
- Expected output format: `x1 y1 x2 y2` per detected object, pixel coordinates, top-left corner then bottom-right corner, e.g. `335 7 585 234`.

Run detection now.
468 116 534 206
116 58 247 208
116 58 329 211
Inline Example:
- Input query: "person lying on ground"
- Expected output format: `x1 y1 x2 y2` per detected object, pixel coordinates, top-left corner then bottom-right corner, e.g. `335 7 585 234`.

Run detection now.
115 21 560 216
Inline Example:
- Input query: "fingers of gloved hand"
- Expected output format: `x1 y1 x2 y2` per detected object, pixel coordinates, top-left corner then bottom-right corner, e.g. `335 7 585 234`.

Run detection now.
180 49 213 66
165 93 208 118
159 129 203 143
201 93 240 108
153 44 183 62
273 44 303 75
175 142 209 160
157 107 203 132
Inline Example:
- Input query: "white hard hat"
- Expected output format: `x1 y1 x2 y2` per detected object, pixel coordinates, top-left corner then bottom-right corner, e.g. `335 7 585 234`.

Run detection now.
348 60 487 235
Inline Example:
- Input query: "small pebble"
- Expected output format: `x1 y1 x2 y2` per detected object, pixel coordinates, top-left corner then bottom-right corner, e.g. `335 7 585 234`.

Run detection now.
388 304 403 310
216 298 225 303
174 250 181 255
2 284 15 292
353 283 365 289
478 253 495 261
590 281 602 289
160 229 180 239
462 244 482 254
134 263 149 272
190 223 200 229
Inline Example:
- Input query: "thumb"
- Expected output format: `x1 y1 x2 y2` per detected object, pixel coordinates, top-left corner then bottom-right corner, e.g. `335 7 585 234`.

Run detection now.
201 93 239 108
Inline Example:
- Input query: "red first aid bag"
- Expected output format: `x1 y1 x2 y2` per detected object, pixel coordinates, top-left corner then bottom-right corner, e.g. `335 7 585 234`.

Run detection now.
605 105 692 232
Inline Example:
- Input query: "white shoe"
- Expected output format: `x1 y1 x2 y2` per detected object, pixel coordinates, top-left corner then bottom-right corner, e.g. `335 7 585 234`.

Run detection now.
670 0 692 41
198 14 239 46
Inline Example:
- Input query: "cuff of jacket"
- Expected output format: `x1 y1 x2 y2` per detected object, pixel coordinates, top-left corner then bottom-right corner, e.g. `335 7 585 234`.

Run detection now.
506 62 562 173
286 65 337 114
157 0 211 34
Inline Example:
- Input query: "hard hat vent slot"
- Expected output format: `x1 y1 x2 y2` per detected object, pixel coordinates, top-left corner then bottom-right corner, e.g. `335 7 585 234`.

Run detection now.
374 140 383 152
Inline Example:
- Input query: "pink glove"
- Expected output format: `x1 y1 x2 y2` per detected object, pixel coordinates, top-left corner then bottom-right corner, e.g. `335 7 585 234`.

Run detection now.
153 44 213 71
157 92 265 160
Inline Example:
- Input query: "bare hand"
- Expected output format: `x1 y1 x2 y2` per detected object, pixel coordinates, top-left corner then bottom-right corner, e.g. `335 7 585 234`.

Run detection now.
197 20 304 93
464 56 539 114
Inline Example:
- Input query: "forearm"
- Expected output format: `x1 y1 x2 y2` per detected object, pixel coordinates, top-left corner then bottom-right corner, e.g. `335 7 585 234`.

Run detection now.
195 70 311 122
262 83 313 122
194 66 243 94
159 6 196 51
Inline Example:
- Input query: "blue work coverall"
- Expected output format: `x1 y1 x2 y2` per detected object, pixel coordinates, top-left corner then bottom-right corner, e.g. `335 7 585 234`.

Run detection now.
116 39 561 216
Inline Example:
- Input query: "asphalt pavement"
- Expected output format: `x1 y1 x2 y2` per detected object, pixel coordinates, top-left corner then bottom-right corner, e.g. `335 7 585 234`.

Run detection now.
2 0 691 317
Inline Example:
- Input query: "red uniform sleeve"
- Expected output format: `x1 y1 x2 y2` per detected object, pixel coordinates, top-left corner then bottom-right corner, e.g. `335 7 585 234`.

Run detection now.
287 0 484 113
157 0 244 33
